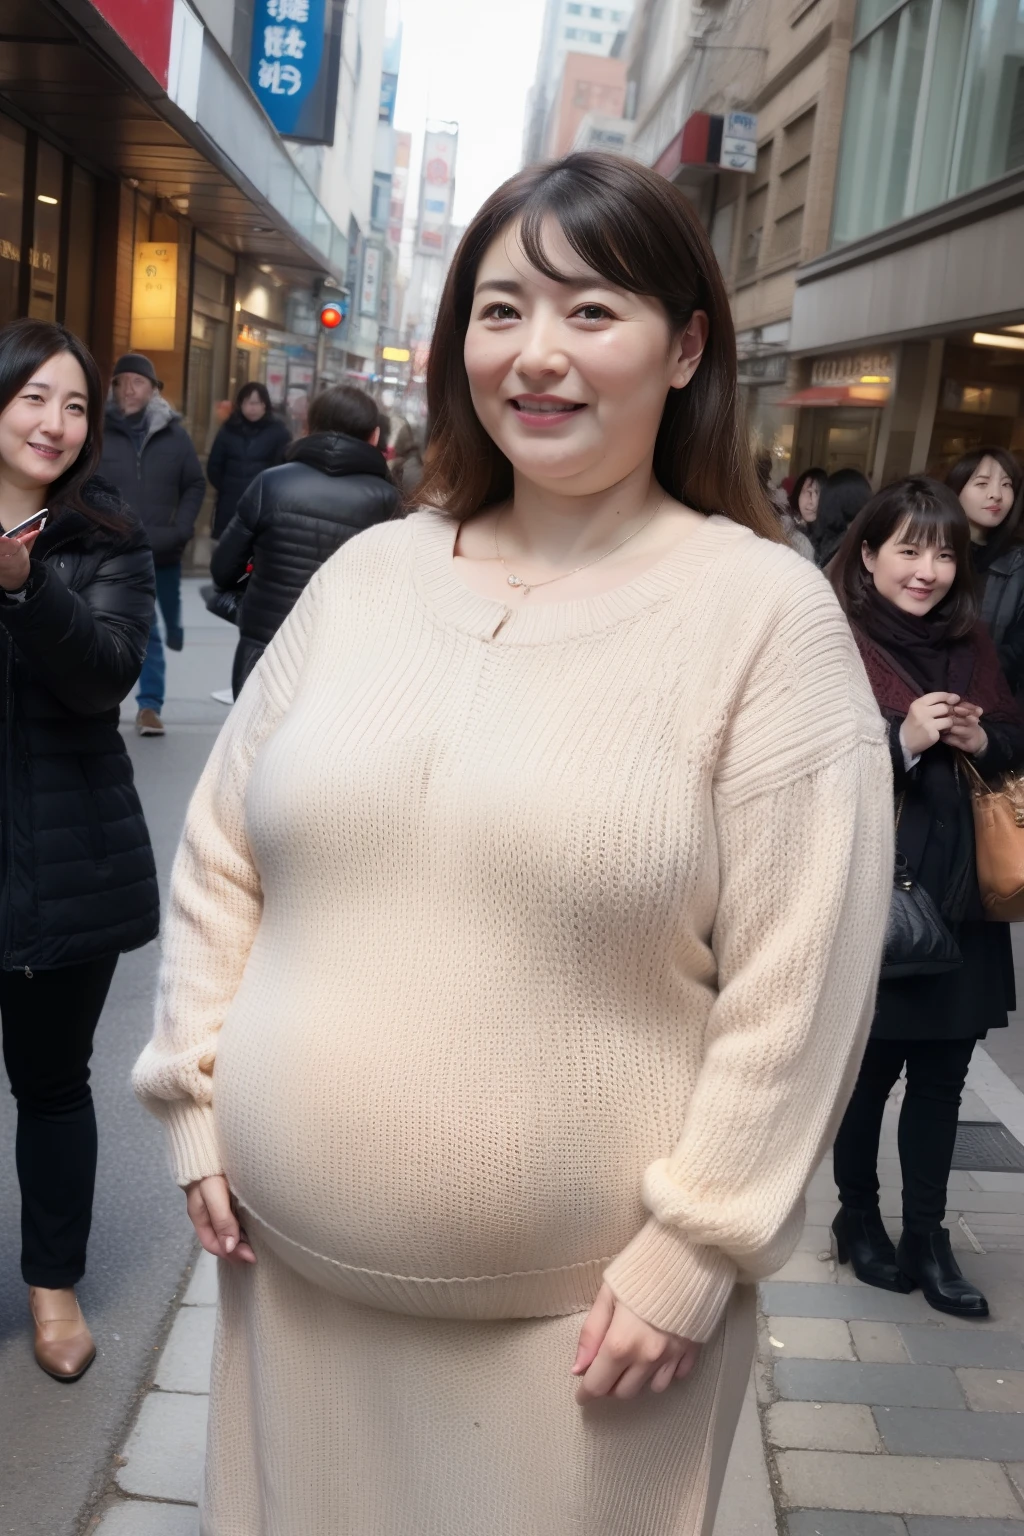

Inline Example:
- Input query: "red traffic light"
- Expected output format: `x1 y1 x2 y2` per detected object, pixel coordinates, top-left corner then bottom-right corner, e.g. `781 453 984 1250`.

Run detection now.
320 302 344 330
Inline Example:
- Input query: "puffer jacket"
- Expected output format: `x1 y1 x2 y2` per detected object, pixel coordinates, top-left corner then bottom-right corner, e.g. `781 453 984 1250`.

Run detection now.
978 543 1024 696
210 431 400 652
100 396 206 566
0 479 160 970
207 412 291 538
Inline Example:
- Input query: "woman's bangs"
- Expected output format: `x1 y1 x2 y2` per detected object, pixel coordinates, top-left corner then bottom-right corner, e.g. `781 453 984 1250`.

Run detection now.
515 181 658 298
896 507 959 551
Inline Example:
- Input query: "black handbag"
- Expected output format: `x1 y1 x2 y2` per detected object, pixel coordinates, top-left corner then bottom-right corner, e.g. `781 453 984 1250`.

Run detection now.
881 797 962 980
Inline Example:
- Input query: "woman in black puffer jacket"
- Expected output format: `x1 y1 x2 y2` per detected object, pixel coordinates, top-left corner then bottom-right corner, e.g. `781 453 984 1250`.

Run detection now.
211 382 400 696
0 319 158 1383
206 382 291 538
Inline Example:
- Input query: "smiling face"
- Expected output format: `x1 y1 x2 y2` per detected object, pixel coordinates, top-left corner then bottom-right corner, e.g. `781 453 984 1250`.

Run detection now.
0 350 90 492
462 219 707 495
957 454 1016 541
862 519 957 616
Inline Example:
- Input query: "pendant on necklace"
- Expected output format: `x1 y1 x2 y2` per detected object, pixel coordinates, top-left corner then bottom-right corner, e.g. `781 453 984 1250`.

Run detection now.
507 573 528 593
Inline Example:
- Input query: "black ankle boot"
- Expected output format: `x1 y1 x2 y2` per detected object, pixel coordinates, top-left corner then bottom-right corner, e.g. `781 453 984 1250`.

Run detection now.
832 1207 914 1293
896 1228 989 1318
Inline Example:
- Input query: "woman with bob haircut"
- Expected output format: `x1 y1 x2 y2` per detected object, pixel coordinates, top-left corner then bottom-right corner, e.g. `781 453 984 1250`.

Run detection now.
830 479 1024 1321
0 318 158 1382
945 447 1024 695
135 153 891 1534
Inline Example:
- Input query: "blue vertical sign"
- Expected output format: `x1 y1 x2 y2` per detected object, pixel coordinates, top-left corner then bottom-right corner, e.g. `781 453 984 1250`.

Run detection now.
249 0 343 144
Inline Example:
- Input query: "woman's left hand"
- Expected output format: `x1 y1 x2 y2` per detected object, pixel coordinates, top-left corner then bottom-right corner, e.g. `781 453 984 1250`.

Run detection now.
943 700 987 757
572 1282 701 1402
0 528 40 592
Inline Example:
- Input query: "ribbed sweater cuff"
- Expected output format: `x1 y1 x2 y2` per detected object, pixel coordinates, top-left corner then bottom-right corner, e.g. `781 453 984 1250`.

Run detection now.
157 1101 224 1188
604 1217 737 1343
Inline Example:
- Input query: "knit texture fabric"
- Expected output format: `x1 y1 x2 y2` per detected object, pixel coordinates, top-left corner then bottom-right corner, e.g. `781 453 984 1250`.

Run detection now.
134 508 891 1344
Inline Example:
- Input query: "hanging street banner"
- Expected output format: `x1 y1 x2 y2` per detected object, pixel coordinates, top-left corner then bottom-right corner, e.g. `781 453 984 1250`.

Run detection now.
416 127 458 257
249 0 344 144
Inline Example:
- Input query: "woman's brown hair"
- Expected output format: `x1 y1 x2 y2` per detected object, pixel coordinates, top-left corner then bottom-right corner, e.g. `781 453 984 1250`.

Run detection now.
417 152 782 541
830 477 978 638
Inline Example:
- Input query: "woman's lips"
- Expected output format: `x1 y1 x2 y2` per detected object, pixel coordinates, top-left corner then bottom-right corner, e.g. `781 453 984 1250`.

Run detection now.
509 400 586 428
28 443 61 460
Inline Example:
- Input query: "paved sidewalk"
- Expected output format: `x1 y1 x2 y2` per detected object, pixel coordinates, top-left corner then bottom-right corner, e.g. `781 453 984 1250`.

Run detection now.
91 1043 1024 1534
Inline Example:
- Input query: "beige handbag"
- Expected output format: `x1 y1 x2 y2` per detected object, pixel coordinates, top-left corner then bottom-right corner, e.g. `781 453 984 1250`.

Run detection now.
961 755 1024 921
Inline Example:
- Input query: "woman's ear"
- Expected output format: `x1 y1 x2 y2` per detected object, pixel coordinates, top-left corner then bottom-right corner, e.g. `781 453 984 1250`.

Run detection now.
669 311 709 390
861 539 877 573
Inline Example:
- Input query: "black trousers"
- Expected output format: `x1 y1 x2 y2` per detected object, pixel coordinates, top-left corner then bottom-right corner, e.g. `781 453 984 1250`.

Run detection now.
833 1035 976 1235
0 955 118 1287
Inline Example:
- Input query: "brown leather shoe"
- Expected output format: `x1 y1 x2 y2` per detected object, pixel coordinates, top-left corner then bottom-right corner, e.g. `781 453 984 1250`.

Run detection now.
135 708 165 737
29 1287 96 1382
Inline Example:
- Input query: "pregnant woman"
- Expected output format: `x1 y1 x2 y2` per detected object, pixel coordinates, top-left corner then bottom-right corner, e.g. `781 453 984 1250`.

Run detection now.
134 153 892 1535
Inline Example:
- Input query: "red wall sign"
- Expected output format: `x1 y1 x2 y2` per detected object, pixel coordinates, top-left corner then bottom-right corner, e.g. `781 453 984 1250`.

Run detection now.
90 0 174 89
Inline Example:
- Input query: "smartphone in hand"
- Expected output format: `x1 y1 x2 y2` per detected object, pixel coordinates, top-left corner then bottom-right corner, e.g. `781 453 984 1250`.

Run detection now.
3 509 48 539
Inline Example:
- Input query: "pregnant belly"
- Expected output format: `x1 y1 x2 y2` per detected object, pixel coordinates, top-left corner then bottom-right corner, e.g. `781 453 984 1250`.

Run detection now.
211 980 666 1318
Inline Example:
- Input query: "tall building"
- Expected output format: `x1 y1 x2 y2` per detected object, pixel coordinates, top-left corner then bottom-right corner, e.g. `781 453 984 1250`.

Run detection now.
0 0 391 449
625 0 858 475
546 53 627 158
523 0 634 164
402 124 459 348
789 0 1024 483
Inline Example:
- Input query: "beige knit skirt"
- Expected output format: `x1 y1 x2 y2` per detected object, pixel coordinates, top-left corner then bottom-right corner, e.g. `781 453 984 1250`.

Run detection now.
200 1228 756 1536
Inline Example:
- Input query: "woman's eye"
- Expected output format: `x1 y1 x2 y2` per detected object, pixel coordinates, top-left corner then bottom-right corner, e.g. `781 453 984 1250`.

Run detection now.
573 304 612 322
66 403 85 415
482 303 518 322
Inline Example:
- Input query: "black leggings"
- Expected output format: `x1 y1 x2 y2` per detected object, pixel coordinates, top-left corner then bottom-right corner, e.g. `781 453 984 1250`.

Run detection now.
833 1036 976 1235
0 956 118 1287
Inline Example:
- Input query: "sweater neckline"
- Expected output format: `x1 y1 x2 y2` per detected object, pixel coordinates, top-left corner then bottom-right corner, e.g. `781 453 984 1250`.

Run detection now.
410 507 743 644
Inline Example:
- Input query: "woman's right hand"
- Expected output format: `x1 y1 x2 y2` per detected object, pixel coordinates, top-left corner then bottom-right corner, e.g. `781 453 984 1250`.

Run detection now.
185 1175 257 1265
0 527 40 592
900 692 959 756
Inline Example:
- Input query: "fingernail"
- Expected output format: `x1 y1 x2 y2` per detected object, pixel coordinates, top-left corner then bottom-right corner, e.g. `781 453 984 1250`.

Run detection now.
224 1235 236 1254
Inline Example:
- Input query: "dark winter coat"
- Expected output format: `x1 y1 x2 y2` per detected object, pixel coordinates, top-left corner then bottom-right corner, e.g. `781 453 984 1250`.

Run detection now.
210 432 400 683
207 413 291 538
99 397 206 567
0 479 160 970
856 625 1024 1041
976 542 1024 697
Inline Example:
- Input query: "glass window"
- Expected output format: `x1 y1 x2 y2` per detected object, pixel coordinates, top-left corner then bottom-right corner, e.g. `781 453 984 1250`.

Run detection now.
0 115 25 326
831 0 930 245
588 29 602 40
63 165 96 342
952 0 1024 194
912 0 970 212
566 2 582 11
30 140 63 322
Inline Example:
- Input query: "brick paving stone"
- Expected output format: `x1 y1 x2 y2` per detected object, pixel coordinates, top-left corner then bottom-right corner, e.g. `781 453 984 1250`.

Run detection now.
769 1318 856 1360
154 1304 217 1394
775 1360 965 1409
116 1392 209 1503
897 1327 1024 1370
905 1523 1024 1534
873 1406 1024 1460
958 1370 1024 1412
786 1515 907 1535
760 1284 936 1325
768 1400 882 1453
773 1251 839 1284
94 1503 200 1535
850 1323 910 1364
182 1249 218 1306
775 1451 1021 1518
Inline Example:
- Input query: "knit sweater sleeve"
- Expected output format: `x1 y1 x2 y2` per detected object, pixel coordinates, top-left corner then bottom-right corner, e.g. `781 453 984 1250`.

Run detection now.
131 576 319 1185
605 566 893 1342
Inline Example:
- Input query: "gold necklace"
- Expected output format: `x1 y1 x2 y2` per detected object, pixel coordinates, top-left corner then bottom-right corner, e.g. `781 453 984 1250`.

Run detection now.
494 498 664 596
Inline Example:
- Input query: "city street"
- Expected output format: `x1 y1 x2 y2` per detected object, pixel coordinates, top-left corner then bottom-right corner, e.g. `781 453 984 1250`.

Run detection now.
0 586 236 1536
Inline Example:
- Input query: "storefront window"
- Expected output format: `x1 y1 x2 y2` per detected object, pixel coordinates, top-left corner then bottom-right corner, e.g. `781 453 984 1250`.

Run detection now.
29 140 62 321
63 165 96 342
0 116 25 325
833 0 1024 246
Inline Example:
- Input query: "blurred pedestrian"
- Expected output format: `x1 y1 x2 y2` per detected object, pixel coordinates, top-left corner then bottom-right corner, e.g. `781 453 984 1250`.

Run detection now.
0 319 158 1381
756 448 813 559
814 466 873 569
789 465 827 531
390 416 424 497
135 152 890 1535
829 478 1024 1319
99 353 205 737
206 383 290 539
946 447 1024 694
210 383 399 697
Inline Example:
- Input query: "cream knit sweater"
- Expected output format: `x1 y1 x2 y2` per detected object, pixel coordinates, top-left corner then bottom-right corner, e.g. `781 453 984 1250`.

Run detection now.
134 509 892 1344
